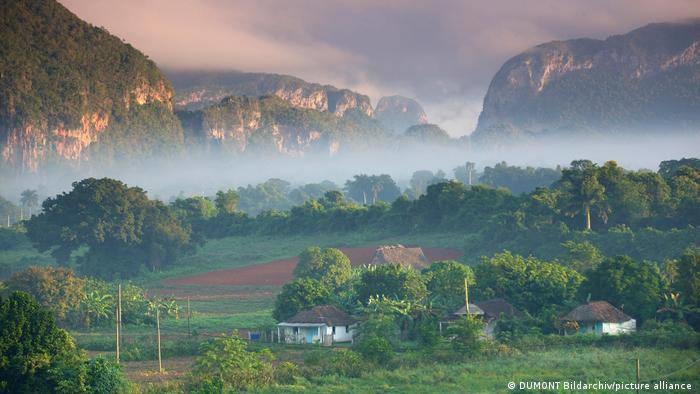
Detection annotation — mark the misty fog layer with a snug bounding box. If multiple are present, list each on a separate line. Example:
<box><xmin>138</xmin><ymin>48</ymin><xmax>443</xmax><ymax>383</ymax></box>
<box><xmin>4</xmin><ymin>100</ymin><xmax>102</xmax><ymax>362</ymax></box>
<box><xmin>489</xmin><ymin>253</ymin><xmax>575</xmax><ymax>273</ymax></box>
<box><xmin>3</xmin><ymin>133</ymin><xmax>699</xmax><ymax>203</ymax></box>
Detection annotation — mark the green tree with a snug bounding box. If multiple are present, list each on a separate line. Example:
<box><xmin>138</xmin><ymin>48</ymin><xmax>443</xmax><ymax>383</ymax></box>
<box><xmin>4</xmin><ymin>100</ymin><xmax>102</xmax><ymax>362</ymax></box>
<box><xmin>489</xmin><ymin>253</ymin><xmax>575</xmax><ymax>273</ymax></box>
<box><xmin>0</xmin><ymin>292</ymin><xmax>80</xmax><ymax>393</ymax></box>
<box><xmin>557</xmin><ymin>160</ymin><xmax>610</xmax><ymax>230</ymax></box>
<box><xmin>293</xmin><ymin>247</ymin><xmax>352</xmax><ymax>289</ymax></box>
<box><xmin>236</xmin><ymin>179</ymin><xmax>291</xmax><ymax>216</ymax></box>
<box><xmin>84</xmin><ymin>357</ymin><xmax>129</xmax><ymax>394</ymax></box>
<box><xmin>19</xmin><ymin>190</ymin><xmax>39</xmax><ymax>217</ymax></box>
<box><xmin>409</xmin><ymin>170</ymin><xmax>446</xmax><ymax>197</ymax></box>
<box><xmin>171</xmin><ymin>196</ymin><xmax>217</xmax><ymax>222</ymax></box>
<box><xmin>474</xmin><ymin>251</ymin><xmax>584</xmax><ymax>314</ymax></box>
<box><xmin>345</xmin><ymin>174</ymin><xmax>401</xmax><ymax>204</ymax></box>
<box><xmin>671</xmin><ymin>249</ymin><xmax>700</xmax><ymax>307</ymax></box>
<box><xmin>187</xmin><ymin>334</ymin><xmax>274</xmax><ymax>392</ymax></box>
<box><xmin>561</xmin><ymin>240</ymin><xmax>604</xmax><ymax>273</ymax></box>
<box><xmin>214</xmin><ymin>189</ymin><xmax>239</xmax><ymax>214</ymax></box>
<box><xmin>422</xmin><ymin>260</ymin><xmax>475</xmax><ymax>310</ymax></box>
<box><xmin>582</xmin><ymin>255</ymin><xmax>665</xmax><ymax>321</ymax></box>
<box><xmin>273</xmin><ymin>278</ymin><xmax>331</xmax><ymax>321</ymax></box>
<box><xmin>4</xmin><ymin>267</ymin><xmax>84</xmax><ymax>324</ymax></box>
<box><xmin>354</xmin><ymin>312</ymin><xmax>398</xmax><ymax>364</ymax></box>
<box><xmin>25</xmin><ymin>178</ymin><xmax>195</xmax><ymax>278</ymax></box>
<box><xmin>447</xmin><ymin>315</ymin><xmax>486</xmax><ymax>357</ymax></box>
<box><xmin>659</xmin><ymin>158</ymin><xmax>700</xmax><ymax>179</ymax></box>
<box><xmin>356</xmin><ymin>264</ymin><xmax>427</xmax><ymax>304</ymax></box>
<box><xmin>170</xmin><ymin>196</ymin><xmax>216</xmax><ymax>241</ymax></box>
<box><xmin>480</xmin><ymin>161</ymin><xmax>560</xmax><ymax>195</ymax></box>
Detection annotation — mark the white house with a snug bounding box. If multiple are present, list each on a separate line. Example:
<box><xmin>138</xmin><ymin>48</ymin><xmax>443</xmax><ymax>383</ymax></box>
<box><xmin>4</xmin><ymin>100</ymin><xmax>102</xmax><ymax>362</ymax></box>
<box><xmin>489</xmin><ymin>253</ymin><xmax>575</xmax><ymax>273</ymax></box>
<box><xmin>277</xmin><ymin>305</ymin><xmax>356</xmax><ymax>345</ymax></box>
<box><xmin>560</xmin><ymin>301</ymin><xmax>636</xmax><ymax>335</ymax></box>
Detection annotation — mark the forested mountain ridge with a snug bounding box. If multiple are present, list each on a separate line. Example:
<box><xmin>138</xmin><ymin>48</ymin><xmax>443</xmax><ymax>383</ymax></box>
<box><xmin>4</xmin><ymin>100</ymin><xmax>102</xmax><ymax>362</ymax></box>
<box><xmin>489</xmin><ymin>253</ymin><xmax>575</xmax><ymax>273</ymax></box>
<box><xmin>167</xmin><ymin>70</ymin><xmax>375</xmax><ymax>117</ymax></box>
<box><xmin>473</xmin><ymin>20</ymin><xmax>700</xmax><ymax>145</ymax></box>
<box><xmin>0</xmin><ymin>0</ymin><xmax>184</xmax><ymax>173</ymax></box>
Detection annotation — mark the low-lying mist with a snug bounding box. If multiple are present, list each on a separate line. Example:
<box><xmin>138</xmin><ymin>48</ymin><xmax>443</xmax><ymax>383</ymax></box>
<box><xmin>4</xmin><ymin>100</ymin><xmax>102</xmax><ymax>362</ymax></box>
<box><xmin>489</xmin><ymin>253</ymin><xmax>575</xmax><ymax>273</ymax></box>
<box><xmin>2</xmin><ymin>132</ymin><xmax>699</xmax><ymax>204</ymax></box>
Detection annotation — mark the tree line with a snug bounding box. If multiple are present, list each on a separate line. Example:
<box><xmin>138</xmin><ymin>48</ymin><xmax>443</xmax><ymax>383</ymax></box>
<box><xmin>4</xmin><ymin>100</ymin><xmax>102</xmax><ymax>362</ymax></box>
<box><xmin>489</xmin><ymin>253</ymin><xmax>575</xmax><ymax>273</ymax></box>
<box><xmin>1</xmin><ymin>158</ymin><xmax>697</xmax><ymax>279</ymax></box>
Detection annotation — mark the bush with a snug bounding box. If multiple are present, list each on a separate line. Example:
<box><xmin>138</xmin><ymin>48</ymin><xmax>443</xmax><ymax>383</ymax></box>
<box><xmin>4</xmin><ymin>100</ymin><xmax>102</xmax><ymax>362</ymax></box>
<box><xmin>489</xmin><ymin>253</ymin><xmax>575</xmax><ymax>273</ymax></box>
<box><xmin>326</xmin><ymin>350</ymin><xmax>364</xmax><ymax>378</ymax></box>
<box><xmin>415</xmin><ymin>318</ymin><xmax>440</xmax><ymax>348</ymax></box>
<box><xmin>85</xmin><ymin>357</ymin><xmax>130</xmax><ymax>394</ymax></box>
<box><xmin>447</xmin><ymin>316</ymin><xmax>486</xmax><ymax>357</ymax></box>
<box><xmin>187</xmin><ymin>334</ymin><xmax>274</xmax><ymax>392</ymax></box>
<box><xmin>355</xmin><ymin>335</ymin><xmax>394</xmax><ymax>364</ymax></box>
<box><xmin>274</xmin><ymin>361</ymin><xmax>300</xmax><ymax>385</ymax></box>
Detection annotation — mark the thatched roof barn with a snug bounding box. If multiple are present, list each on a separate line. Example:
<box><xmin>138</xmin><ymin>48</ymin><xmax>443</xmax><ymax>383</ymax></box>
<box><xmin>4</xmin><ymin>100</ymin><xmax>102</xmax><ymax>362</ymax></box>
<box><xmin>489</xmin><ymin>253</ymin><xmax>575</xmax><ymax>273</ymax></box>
<box><xmin>560</xmin><ymin>301</ymin><xmax>636</xmax><ymax>335</ymax></box>
<box><xmin>370</xmin><ymin>244</ymin><xmax>430</xmax><ymax>269</ymax></box>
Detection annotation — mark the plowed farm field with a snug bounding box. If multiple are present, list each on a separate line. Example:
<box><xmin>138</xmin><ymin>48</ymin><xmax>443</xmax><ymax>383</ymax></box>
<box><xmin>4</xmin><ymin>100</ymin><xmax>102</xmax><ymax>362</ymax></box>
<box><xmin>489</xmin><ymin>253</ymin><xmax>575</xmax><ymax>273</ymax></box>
<box><xmin>164</xmin><ymin>247</ymin><xmax>461</xmax><ymax>286</ymax></box>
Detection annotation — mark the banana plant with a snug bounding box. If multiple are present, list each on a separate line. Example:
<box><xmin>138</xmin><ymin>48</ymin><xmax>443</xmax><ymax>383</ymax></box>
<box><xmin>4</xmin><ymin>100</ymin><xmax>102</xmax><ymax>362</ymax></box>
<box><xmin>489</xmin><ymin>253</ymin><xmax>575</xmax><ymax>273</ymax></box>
<box><xmin>81</xmin><ymin>291</ymin><xmax>113</xmax><ymax>329</ymax></box>
<box><xmin>657</xmin><ymin>292</ymin><xmax>699</xmax><ymax>323</ymax></box>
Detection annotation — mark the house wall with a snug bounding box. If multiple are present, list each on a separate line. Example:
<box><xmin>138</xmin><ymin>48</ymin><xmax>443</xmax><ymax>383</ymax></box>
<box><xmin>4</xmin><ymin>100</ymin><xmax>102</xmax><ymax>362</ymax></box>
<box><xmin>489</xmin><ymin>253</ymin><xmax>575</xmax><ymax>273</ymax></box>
<box><xmin>321</xmin><ymin>325</ymin><xmax>355</xmax><ymax>342</ymax></box>
<box><xmin>282</xmin><ymin>325</ymin><xmax>325</xmax><ymax>344</ymax></box>
<box><xmin>602</xmin><ymin>319</ymin><xmax>636</xmax><ymax>335</ymax></box>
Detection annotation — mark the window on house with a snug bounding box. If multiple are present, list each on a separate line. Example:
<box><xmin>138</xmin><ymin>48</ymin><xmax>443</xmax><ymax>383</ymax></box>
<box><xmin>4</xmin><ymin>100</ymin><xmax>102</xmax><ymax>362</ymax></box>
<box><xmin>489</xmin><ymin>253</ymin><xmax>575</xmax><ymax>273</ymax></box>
<box><xmin>345</xmin><ymin>325</ymin><xmax>349</xmax><ymax>331</ymax></box>
<box><xmin>332</xmin><ymin>326</ymin><xmax>336</xmax><ymax>334</ymax></box>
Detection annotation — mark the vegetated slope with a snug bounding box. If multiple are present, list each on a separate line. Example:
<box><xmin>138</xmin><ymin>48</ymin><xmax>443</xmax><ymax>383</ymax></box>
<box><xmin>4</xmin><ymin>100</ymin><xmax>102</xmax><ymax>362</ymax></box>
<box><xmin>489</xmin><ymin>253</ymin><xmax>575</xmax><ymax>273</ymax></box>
<box><xmin>167</xmin><ymin>70</ymin><xmax>374</xmax><ymax>117</ymax></box>
<box><xmin>0</xmin><ymin>0</ymin><xmax>183</xmax><ymax>172</ymax></box>
<box><xmin>170</xmin><ymin>70</ymin><xmax>447</xmax><ymax>155</ymax></box>
<box><xmin>177</xmin><ymin>95</ymin><xmax>390</xmax><ymax>156</ymax></box>
<box><xmin>473</xmin><ymin>20</ymin><xmax>700</xmax><ymax>145</ymax></box>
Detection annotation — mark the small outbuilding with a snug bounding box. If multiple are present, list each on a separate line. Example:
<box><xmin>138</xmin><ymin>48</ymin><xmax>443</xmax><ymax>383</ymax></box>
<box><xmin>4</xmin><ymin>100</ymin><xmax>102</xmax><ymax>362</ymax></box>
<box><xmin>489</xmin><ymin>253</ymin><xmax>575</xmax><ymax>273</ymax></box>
<box><xmin>439</xmin><ymin>303</ymin><xmax>484</xmax><ymax>334</ymax></box>
<box><xmin>560</xmin><ymin>301</ymin><xmax>636</xmax><ymax>335</ymax></box>
<box><xmin>277</xmin><ymin>305</ymin><xmax>356</xmax><ymax>345</ymax></box>
<box><xmin>444</xmin><ymin>298</ymin><xmax>521</xmax><ymax>336</ymax></box>
<box><xmin>475</xmin><ymin>298</ymin><xmax>522</xmax><ymax>336</ymax></box>
<box><xmin>370</xmin><ymin>245</ymin><xmax>430</xmax><ymax>270</ymax></box>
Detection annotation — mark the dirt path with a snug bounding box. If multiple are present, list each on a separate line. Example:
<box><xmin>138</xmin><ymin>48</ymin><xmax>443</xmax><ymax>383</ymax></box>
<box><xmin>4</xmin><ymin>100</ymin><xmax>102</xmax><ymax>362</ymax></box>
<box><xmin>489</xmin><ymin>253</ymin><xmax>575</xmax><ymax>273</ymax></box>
<box><xmin>164</xmin><ymin>246</ymin><xmax>461</xmax><ymax>286</ymax></box>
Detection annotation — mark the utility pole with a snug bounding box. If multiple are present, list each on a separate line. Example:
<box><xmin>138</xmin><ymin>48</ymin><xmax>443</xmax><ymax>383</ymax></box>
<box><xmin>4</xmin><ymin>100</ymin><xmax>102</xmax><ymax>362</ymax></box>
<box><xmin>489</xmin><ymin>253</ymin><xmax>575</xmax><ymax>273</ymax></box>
<box><xmin>156</xmin><ymin>308</ymin><xmax>163</xmax><ymax>373</ymax></box>
<box><xmin>636</xmin><ymin>358</ymin><xmax>640</xmax><ymax>394</ymax></box>
<box><xmin>115</xmin><ymin>305</ymin><xmax>120</xmax><ymax>364</ymax></box>
<box><xmin>187</xmin><ymin>297</ymin><xmax>191</xmax><ymax>337</ymax></box>
<box><xmin>118</xmin><ymin>284</ymin><xmax>123</xmax><ymax>333</ymax></box>
<box><xmin>20</xmin><ymin>207</ymin><xmax>23</xmax><ymax>221</ymax></box>
<box><xmin>6</xmin><ymin>215</ymin><xmax>9</xmax><ymax>227</ymax></box>
<box><xmin>464</xmin><ymin>277</ymin><xmax>470</xmax><ymax>315</ymax></box>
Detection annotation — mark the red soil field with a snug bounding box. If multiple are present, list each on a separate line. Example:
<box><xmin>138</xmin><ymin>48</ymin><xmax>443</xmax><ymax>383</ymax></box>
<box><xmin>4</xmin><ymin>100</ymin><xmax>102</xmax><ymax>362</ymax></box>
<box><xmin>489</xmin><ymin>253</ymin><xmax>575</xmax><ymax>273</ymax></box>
<box><xmin>164</xmin><ymin>246</ymin><xmax>462</xmax><ymax>286</ymax></box>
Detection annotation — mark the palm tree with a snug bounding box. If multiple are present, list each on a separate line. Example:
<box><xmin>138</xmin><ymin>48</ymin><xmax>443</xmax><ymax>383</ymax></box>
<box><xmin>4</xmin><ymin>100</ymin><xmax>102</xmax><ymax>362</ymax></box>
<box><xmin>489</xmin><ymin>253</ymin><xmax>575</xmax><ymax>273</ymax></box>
<box><xmin>19</xmin><ymin>189</ymin><xmax>39</xmax><ymax>218</ymax></box>
<box><xmin>559</xmin><ymin>161</ymin><xmax>610</xmax><ymax>230</ymax></box>
<box><xmin>465</xmin><ymin>162</ymin><xmax>476</xmax><ymax>186</ymax></box>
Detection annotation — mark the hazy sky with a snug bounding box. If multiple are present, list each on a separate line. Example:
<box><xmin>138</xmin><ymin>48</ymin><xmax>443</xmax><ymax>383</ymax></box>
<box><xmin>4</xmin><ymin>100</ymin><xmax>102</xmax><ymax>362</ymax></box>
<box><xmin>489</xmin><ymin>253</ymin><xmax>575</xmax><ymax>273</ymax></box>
<box><xmin>61</xmin><ymin>0</ymin><xmax>700</xmax><ymax>136</ymax></box>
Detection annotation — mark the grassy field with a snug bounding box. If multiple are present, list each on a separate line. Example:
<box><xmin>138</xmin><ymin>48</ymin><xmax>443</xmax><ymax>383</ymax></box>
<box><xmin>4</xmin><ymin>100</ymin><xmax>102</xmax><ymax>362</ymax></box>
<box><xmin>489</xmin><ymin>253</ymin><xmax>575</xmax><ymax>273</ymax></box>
<box><xmin>105</xmin><ymin>345</ymin><xmax>700</xmax><ymax>393</ymax></box>
<box><xmin>261</xmin><ymin>347</ymin><xmax>700</xmax><ymax>394</ymax></box>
